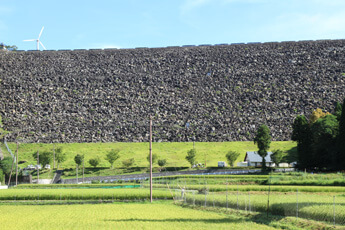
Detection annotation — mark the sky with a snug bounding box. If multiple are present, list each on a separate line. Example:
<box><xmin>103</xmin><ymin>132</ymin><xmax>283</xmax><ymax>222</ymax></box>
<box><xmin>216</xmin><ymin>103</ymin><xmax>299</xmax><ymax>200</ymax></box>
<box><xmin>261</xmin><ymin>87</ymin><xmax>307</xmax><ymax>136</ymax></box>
<box><xmin>1</xmin><ymin>0</ymin><xmax>345</xmax><ymax>50</ymax></box>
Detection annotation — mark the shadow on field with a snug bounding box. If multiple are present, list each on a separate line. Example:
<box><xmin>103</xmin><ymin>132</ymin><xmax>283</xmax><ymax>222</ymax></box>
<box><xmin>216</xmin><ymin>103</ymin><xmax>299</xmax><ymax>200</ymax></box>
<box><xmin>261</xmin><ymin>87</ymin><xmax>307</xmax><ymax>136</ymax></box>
<box><xmin>285</xmin><ymin>146</ymin><xmax>298</xmax><ymax>162</ymax></box>
<box><xmin>104</xmin><ymin>217</ymin><xmax>242</xmax><ymax>224</ymax></box>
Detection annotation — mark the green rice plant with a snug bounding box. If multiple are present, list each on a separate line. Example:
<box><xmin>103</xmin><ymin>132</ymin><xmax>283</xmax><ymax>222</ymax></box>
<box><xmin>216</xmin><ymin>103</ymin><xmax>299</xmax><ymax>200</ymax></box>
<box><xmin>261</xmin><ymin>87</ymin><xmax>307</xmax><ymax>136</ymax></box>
<box><xmin>0</xmin><ymin>202</ymin><xmax>278</xmax><ymax>230</ymax></box>
<box><xmin>185</xmin><ymin>191</ymin><xmax>345</xmax><ymax>225</ymax></box>
<box><xmin>0</xmin><ymin>188</ymin><xmax>172</xmax><ymax>201</ymax></box>
<box><xmin>14</xmin><ymin>183</ymin><xmax>139</xmax><ymax>189</ymax></box>
<box><xmin>146</xmin><ymin>183</ymin><xmax>345</xmax><ymax>193</ymax></box>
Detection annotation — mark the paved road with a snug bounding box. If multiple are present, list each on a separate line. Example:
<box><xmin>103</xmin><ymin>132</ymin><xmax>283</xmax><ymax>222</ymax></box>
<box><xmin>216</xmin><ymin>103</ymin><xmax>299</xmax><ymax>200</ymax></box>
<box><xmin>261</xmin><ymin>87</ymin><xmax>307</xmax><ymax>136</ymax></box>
<box><xmin>60</xmin><ymin>168</ymin><xmax>295</xmax><ymax>184</ymax></box>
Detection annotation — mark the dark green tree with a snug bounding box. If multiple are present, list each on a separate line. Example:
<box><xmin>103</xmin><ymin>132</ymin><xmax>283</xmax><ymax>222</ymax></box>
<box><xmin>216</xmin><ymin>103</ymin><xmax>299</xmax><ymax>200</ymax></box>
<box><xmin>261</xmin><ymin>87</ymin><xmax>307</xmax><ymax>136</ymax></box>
<box><xmin>334</xmin><ymin>102</ymin><xmax>342</xmax><ymax>121</ymax></box>
<box><xmin>0</xmin><ymin>169</ymin><xmax>4</xmax><ymax>184</ymax></box>
<box><xmin>337</xmin><ymin>97</ymin><xmax>345</xmax><ymax>169</ymax></box>
<box><xmin>0</xmin><ymin>156</ymin><xmax>13</xmax><ymax>176</ymax></box>
<box><xmin>311</xmin><ymin>114</ymin><xmax>338</xmax><ymax>169</ymax></box>
<box><xmin>74</xmin><ymin>154</ymin><xmax>83</xmax><ymax>166</ymax></box>
<box><xmin>225</xmin><ymin>151</ymin><xmax>240</xmax><ymax>167</ymax></box>
<box><xmin>32</xmin><ymin>151</ymin><xmax>52</xmax><ymax>167</ymax></box>
<box><xmin>271</xmin><ymin>149</ymin><xmax>284</xmax><ymax>167</ymax></box>
<box><xmin>74</xmin><ymin>154</ymin><xmax>84</xmax><ymax>182</ymax></box>
<box><xmin>89</xmin><ymin>157</ymin><xmax>100</xmax><ymax>168</ymax></box>
<box><xmin>105</xmin><ymin>149</ymin><xmax>120</xmax><ymax>169</ymax></box>
<box><xmin>185</xmin><ymin>149</ymin><xmax>196</xmax><ymax>167</ymax></box>
<box><xmin>254</xmin><ymin>124</ymin><xmax>271</xmax><ymax>171</ymax></box>
<box><xmin>158</xmin><ymin>159</ymin><xmax>167</xmax><ymax>167</ymax></box>
<box><xmin>292</xmin><ymin>115</ymin><xmax>312</xmax><ymax>169</ymax></box>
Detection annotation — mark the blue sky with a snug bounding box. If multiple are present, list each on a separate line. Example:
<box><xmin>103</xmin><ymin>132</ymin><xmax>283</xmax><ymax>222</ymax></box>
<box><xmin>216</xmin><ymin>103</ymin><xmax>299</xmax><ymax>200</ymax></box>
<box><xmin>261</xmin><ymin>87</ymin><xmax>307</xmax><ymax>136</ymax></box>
<box><xmin>1</xmin><ymin>0</ymin><xmax>345</xmax><ymax>50</ymax></box>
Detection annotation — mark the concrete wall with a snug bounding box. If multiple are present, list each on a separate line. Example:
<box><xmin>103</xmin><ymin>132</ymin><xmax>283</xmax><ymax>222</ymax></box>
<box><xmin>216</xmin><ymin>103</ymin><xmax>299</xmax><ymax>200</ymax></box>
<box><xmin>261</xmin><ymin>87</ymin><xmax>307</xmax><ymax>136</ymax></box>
<box><xmin>1</xmin><ymin>40</ymin><xmax>345</xmax><ymax>143</ymax></box>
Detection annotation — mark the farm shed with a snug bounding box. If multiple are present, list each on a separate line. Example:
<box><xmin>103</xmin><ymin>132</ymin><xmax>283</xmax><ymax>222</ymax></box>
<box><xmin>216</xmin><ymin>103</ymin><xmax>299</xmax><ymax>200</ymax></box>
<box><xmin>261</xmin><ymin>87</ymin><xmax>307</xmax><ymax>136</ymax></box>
<box><xmin>244</xmin><ymin>151</ymin><xmax>274</xmax><ymax>167</ymax></box>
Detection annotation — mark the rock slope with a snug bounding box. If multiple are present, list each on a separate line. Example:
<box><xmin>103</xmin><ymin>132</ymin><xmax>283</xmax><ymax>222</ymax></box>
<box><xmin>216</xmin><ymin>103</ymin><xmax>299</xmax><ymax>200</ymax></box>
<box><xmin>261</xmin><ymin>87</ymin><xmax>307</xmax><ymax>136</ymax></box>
<box><xmin>0</xmin><ymin>40</ymin><xmax>345</xmax><ymax>143</ymax></box>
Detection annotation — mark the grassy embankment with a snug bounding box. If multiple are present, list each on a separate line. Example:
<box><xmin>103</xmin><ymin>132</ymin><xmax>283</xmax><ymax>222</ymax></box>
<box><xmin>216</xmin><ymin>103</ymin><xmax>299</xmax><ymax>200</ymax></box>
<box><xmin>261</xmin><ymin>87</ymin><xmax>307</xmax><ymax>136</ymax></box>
<box><xmin>2</xmin><ymin>141</ymin><xmax>296</xmax><ymax>168</ymax></box>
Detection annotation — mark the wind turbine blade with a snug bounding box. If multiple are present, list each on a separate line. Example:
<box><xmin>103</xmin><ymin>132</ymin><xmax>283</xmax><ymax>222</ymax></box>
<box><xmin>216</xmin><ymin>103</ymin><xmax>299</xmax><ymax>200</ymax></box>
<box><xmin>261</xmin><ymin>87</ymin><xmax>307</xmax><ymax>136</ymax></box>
<box><xmin>38</xmin><ymin>26</ymin><xmax>44</xmax><ymax>38</ymax></box>
<box><xmin>39</xmin><ymin>41</ymin><xmax>46</xmax><ymax>50</ymax></box>
<box><xmin>23</xmin><ymin>39</ymin><xmax>36</xmax><ymax>42</ymax></box>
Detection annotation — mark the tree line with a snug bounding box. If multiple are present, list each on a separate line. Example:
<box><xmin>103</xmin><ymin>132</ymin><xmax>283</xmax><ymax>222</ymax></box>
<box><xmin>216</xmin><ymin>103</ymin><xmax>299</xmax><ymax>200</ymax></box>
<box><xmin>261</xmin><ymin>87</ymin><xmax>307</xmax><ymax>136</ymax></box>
<box><xmin>292</xmin><ymin>98</ymin><xmax>345</xmax><ymax>170</ymax></box>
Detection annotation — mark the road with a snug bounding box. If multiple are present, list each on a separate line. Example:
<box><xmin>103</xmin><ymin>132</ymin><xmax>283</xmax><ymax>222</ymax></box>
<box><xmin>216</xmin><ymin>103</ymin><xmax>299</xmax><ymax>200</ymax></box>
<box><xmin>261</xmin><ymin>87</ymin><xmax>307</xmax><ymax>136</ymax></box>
<box><xmin>60</xmin><ymin>168</ymin><xmax>294</xmax><ymax>184</ymax></box>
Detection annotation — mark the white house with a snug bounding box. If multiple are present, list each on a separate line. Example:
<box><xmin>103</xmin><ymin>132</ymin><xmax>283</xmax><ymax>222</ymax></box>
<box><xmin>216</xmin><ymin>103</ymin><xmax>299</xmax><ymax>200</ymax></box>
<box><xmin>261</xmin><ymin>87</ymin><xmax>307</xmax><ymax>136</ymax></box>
<box><xmin>244</xmin><ymin>151</ymin><xmax>275</xmax><ymax>167</ymax></box>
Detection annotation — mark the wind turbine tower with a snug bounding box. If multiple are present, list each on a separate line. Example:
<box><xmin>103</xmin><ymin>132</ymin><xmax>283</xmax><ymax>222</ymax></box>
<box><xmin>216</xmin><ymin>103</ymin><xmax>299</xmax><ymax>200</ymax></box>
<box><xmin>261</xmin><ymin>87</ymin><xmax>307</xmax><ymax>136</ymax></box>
<box><xmin>23</xmin><ymin>27</ymin><xmax>46</xmax><ymax>50</ymax></box>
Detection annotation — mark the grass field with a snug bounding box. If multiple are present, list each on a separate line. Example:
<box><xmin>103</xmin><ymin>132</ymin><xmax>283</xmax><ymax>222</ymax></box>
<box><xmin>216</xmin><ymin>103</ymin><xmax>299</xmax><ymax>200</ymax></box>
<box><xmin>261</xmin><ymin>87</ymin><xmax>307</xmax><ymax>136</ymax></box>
<box><xmin>0</xmin><ymin>201</ymin><xmax>281</xmax><ymax>230</ymax></box>
<box><xmin>2</xmin><ymin>141</ymin><xmax>297</xmax><ymax>168</ymax></box>
<box><xmin>2</xmin><ymin>172</ymin><xmax>345</xmax><ymax>228</ymax></box>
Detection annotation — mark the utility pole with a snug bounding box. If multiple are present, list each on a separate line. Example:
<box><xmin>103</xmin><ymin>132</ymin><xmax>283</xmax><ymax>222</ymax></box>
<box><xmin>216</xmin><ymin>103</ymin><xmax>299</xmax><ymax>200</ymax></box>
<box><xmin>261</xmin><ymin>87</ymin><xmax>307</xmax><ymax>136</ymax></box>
<box><xmin>15</xmin><ymin>142</ymin><xmax>18</xmax><ymax>186</ymax></box>
<box><xmin>150</xmin><ymin>116</ymin><xmax>153</xmax><ymax>203</ymax></box>
<box><xmin>82</xmin><ymin>156</ymin><xmax>85</xmax><ymax>183</ymax></box>
<box><xmin>37</xmin><ymin>147</ymin><xmax>39</xmax><ymax>184</ymax></box>
<box><xmin>53</xmin><ymin>143</ymin><xmax>55</xmax><ymax>169</ymax></box>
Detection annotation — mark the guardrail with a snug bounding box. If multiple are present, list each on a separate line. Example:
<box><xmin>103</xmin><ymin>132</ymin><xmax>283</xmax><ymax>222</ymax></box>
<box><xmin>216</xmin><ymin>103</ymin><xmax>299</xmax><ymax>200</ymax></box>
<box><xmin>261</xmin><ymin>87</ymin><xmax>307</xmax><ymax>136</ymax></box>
<box><xmin>4</xmin><ymin>141</ymin><xmax>15</xmax><ymax>161</ymax></box>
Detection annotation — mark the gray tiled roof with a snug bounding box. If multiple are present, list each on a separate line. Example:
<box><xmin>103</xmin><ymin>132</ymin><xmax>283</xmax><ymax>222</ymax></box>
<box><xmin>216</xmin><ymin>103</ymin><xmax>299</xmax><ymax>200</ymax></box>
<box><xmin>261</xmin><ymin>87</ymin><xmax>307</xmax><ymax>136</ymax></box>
<box><xmin>245</xmin><ymin>151</ymin><xmax>273</xmax><ymax>163</ymax></box>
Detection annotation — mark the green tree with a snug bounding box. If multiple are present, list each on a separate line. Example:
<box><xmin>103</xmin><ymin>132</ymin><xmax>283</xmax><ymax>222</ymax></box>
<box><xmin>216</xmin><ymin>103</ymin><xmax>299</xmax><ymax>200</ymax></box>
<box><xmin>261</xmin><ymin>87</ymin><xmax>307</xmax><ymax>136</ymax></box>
<box><xmin>338</xmin><ymin>97</ymin><xmax>345</xmax><ymax>169</ymax></box>
<box><xmin>74</xmin><ymin>154</ymin><xmax>84</xmax><ymax>183</ymax></box>
<box><xmin>292</xmin><ymin>115</ymin><xmax>312</xmax><ymax>169</ymax></box>
<box><xmin>312</xmin><ymin>114</ymin><xmax>338</xmax><ymax>169</ymax></box>
<box><xmin>89</xmin><ymin>157</ymin><xmax>100</xmax><ymax>168</ymax></box>
<box><xmin>32</xmin><ymin>151</ymin><xmax>52</xmax><ymax>167</ymax></box>
<box><xmin>334</xmin><ymin>102</ymin><xmax>342</xmax><ymax>121</ymax></box>
<box><xmin>55</xmin><ymin>147</ymin><xmax>66</xmax><ymax>169</ymax></box>
<box><xmin>185</xmin><ymin>149</ymin><xmax>196</xmax><ymax>167</ymax></box>
<box><xmin>0</xmin><ymin>169</ymin><xmax>4</xmax><ymax>184</ymax></box>
<box><xmin>74</xmin><ymin>154</ymin><xmax>83</xmax><ymax>166</ymax></box>
<box><xmin>254</xmin><ymin>124</ymin><xmax>271</xmax><ymax>171</ymax></box>
<box><xmin>158</xmin><ymin>159</ymin><xmax>167</xmax><ymax>167</ymax></box>
<box><xmin>147</xmin><ymin>153</ymin><xmax>158</xmax><ymax>164</ymax></box>
<box><xmin>105</xmin><ymin>149</ymin><xmax>120</xmax><ymax>169</ymax></box>
<box><xmin>122</xmin><ymin>158</ymin><xmax>135</xmax><ymax>168</ymax></box>
<box><xmin>225</xmin><ymin>151</ymin><xmax>240</xmax><ymax>167</ymax></box>
<box><xmin>0</xmin><ymin>157</ymin><xmax>13</xmax><ymax>176</ymax></box>
<box><xmin>271</xmin><ymin>149</ymin><xmax>284</xmax><ymax>167</ymax></box>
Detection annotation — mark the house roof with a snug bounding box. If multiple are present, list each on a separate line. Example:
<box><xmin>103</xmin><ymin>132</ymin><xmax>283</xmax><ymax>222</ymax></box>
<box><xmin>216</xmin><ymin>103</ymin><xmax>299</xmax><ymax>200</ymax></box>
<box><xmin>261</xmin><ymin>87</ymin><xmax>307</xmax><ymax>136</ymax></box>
<box><xmin>245</xmin><ymin>151</ymin><xmax>273</xmax><ymax>163</ymax></box>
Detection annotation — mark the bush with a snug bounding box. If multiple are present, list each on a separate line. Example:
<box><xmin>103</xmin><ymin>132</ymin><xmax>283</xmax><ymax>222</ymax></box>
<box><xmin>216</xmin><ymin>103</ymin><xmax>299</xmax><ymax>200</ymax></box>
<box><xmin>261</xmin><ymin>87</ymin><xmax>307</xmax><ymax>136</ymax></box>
<box><xmin>122</xmin><ymin>158</ymin><xmax>135</xmax><ymax>168</ymax></box>
<box><xmin>89</xmin><ymin>157</ymin><xmax>100</xmax><ymax>168</ymax></box>
<box><xmin>158</xmin><ymin>159</ymin><xmax>167</xmax><ymax>167</ymax></box>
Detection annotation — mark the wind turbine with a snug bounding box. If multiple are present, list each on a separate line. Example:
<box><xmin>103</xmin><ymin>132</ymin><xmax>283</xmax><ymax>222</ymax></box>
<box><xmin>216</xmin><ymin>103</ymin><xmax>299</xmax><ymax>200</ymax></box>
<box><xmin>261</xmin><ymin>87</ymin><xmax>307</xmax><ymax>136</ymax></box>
<box><xmin>23</xmin><ymin>27</ymin><xmax>46</xmax><ymax>50</ymax></box>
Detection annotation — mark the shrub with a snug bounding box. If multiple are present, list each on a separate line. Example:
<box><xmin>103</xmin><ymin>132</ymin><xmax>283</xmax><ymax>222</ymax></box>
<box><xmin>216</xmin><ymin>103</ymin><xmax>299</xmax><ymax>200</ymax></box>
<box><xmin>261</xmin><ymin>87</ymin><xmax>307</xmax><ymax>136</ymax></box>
<box><xmin>89</xmin><ymin>157</ymin><xmax>100</xmax><ymax>168</ymax></box>
<box><xmin>158</xmin><ymin>159</ymin><xmax>167</xmax><ymax>167</ymax></box>
<box><xmin>122</xmin><ymin>158</ymin><xmax>135</xmax><ymax>168</ymax></box>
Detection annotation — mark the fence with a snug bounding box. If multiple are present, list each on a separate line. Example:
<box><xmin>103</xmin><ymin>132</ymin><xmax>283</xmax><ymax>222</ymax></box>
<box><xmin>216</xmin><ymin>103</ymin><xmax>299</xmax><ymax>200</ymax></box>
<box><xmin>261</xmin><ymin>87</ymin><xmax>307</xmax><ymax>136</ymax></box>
<box><xmin>142</xmin><ymin>175</ymin><xmax>345</xmax><ymax>227</ymax></box>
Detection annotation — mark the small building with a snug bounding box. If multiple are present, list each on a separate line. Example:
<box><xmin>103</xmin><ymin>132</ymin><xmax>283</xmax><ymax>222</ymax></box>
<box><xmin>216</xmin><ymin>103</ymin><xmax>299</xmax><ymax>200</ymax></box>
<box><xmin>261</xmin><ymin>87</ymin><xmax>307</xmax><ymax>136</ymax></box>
<box><xmin>244</xmin><ymin>151</ymin><xmax>275</xmax><ymax>167</ymax></box>
<box><xmin>218</xmin><ymin>161</ymin><xmax>226</xmax><ymax>167</ymax></box>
